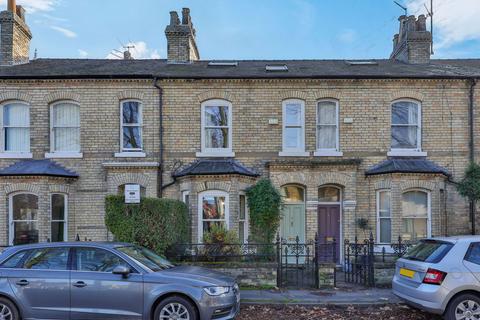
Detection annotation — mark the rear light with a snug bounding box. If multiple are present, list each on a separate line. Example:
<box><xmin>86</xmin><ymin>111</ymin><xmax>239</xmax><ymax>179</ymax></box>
<box><xmin>423</xmin><ymin>268</ymin><xmax>447</xmax><ymax>285</ymax></box>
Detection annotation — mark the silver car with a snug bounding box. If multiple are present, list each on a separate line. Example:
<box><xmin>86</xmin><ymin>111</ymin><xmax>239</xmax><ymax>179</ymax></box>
<box><xmin>0</xmin><ymin>242</ymin><xmax>240</xmax><ymax>320</ymax></box>
<box><xmin>393</xmin><ymin>236</ymin><xmax>480</xmax><ymax>320</ymax></box>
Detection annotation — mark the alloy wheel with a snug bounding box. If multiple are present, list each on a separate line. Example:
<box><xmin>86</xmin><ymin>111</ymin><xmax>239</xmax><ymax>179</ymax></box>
<box><xmin>159</xmin><ymin>302</ymin><xmax>190</xmax><ymax>320</ymax></box>
<box><xmin>0</xmin><ymin>303</ymin><xmax>12</xmax><ymax>320</ymax></box>
<box><xmin>456</xmin><ymin>300</ymin><xmax>480</xmax><ymax>320</ymax></box>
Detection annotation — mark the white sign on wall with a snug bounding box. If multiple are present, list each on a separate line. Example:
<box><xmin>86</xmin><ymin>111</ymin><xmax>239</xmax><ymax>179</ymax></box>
<box><xmin>125</xmin><ymin>184</ymin><xmax>141</xmax><ymax>204</ymax></box>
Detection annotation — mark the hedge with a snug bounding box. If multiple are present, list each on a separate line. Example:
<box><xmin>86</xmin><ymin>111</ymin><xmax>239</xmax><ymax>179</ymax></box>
<box><xmin>105</xmin><ymin>195</ymin><xmax>189</xmax><ymax>254</ymax></box>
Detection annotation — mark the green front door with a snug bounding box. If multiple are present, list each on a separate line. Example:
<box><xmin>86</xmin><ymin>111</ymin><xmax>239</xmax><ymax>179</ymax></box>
<box><xmin>280</xmin><ymin>204</ymin><xmax>306</xmax><ymax>243</ymax></box>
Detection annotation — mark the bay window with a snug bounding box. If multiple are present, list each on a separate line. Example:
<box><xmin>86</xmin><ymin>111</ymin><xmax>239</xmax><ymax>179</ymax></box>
<box><xmin>376</xmin><ymin>190</ymin><xmax>391</xmax><ymax>244</ymax></box>
<box><xmin>280</xmin><ymin>99</ymin><xmax>307</xmax><ymax>156</ymax></box>
<box><xmin>198</xmin><ymin>191</ymin><xmax>229</xmax><ymax>242</ymax></box>
<box><xmin>9</xmin><ymin>193</ymin><xmax>38</xmax><ymax>245</ymax></box>
<box><xmin>199</xmin><ymin>99</ymin><xmax>233</xmax><ymax>157</ymax></box>
<box><xmin>402</xmin><ymin>190</ymin><xmax>430</xmax><ymax>241</ymax></box>
<box><xmin>315</xmin><ymin>100</ymin><xmax>341</xmax><ymax>156</ymax></box>
<box><xmin>239</xmin><ymin>194</ymin><xmax>249</xmax><ymax>244</ymax></box>
<box><xmin>51</xmin><ymin>194</ymin><xmax>67</xmax><ymax>242</ymax></box>
<box><xmin>1</xmin><ymin>102</ymin><xmax>30</xmax><ymax>157</ymax></box>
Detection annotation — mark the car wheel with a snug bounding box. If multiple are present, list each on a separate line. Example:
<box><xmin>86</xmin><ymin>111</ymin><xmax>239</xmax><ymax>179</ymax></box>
<box><xmin>154</xmin><ymin>295</ymin><xmax>197</xmax><ymax>320</ymax></box>
<box><xmin>445</xmin><ymin>293</ymin><xmax>480</xmax><ymax>320</ymax></box>
<box><xmin>0</xmin><ymin>297</ymin><xmax>19</xmax><ymax>320</ymax></box>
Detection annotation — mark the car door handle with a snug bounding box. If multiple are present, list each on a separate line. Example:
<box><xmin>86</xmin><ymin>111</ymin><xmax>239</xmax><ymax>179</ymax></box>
<box><xmin>15</xmin><ymin>280</ymin><xmax>29</xmax><ymax>286</ymax></box>
<box><xmin>73</xmin><ymin>281</ymin><xmax>87</xmax><ymax>288</ymax></box>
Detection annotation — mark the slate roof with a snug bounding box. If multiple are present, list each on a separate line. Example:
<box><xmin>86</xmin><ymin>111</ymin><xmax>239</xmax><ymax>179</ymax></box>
<box><xmin>0</xmin><ymin>159</ymin><xmax>79</xmax><ymax>178</ymax></box>
<box><xmin>173</xmin><ymin>159</ymin><xmax>259</xmax><ymax>177</ymax></box>
<box><xmin>0</xmin><ymin>58</ymin><xmax>480</xmax><ymax>80</ymax></box>
<box><xmin>365</xmin><ymin>158</ymin><xmax>450</xmax><ymax>177</ymax></box>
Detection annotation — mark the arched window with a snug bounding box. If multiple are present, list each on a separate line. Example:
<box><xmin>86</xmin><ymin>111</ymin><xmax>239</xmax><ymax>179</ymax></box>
<box><xmin>281</xmin><ymin>185</ymin><xmax>305</xmax><ymax>203</ymax></box>
<box><xmin>391</xmin><ymin>100</ymin><xmax>421</xmax><ymax>151</ymax></box>
<box><xmin>50</xmin><ymin>101</ymin><xmax>80</xmax><ymax>153</ymax></box>
<box><xmin>316</xmin><ymin>100</ymin><xmax>340</xmax><ymax>154</ymax></box>
<box><xmin>402</xmin><ymin>190</ymin><xmax>430</xmax><ymax>241</ymax></box>
<box><xmin>9</xmin><ymin>193</ymin><xmax>38</xmax><ymax>245</ymax></box>
<box><xmin>318</xmin><ymin>186</ymin><xmax>341</xmax><ymax>203</ymax></box>
<box><xmin>198</xmin><ymin>191</ymin><xmax>229</xmax><ymax>242</ymax></box>
<box><xmin>281</xmin><ymin>99</ymin><xmax>307</xmax><ymax>156</ymax></box>
<box><xmin>376</xmin><ymin>190</ymin><xmax>391</xmax><ymax>244</ymax></box>
<box><xmin>120</xmin><ymin>100</ymin><xmax>143</xmax><ymax>152</ymax></box>
<box><xmin>200</xmin><ymin>99</ymin><xmax>233</xmax><ymax>156</ymax></box>
<box><xmin>1</xmin><ymin>102</ymin><xmax>30</xmax><ymax>154</ymax></box>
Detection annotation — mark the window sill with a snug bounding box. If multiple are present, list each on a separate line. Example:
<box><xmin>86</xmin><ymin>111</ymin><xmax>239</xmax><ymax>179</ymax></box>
<box><xmin>278</xmin><ymin>151</ymin><xmax>310</xmax><ymax>157</ymax></box>
<box><xmin>0</xmin><ymin>152</ymin><xmax>33</xmax><ymax>159</ymax></box>
<box><xmin>114</xmin><ymin>152</ymin><xmax>146</xmax><ymax>158</ymax></box>
<box><xmin>387</xmin><ymin>150</ymin><xmax>427</xmax><ymax>157</ymax></box>
<box><xmin>45</xmin><ymin>152</ymin><xmax>83</xmax><ymax>159</ymax></box>
<box><xmin>196</xmin><ymin>151</ymin><xmax>235</xmax><ymax>158</ymax></box>
<box><xmin>314</xmin><ymin>150</ymin><xmax>343</xmax><ymax>157</ymax></box>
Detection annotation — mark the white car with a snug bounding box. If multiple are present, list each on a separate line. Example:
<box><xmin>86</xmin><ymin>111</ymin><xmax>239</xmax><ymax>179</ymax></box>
<box><xmin>393</xmin><ymin>236</ymin><xmax>480</xmax><ymax>320</ymax></box>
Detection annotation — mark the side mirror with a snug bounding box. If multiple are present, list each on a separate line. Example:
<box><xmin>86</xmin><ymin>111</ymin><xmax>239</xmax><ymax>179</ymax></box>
<box><xmin>112</xmin><ymin>265</ymin><xmax>131</xmax><ymax>277</ymax></box>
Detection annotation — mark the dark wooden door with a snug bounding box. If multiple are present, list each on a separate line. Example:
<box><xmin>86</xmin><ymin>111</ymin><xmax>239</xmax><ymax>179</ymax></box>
<box><xmin>317</xmin><ymin>205</ymin><xmax>340</xmax><ymax>263</ymax></box>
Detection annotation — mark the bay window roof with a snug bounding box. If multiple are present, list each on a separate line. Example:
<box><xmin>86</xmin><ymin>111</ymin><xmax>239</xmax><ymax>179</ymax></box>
<box><xmin>0</xmin><ymin>159</ymin><xmax>78</xmax><ymax>178</ymax></box>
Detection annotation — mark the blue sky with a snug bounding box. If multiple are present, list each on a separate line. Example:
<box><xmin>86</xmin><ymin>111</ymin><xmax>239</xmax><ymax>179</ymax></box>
<box><xmin>4</xmin><ymin>0</ymin><xmax>480</xmax><ymax>60</ymax></box>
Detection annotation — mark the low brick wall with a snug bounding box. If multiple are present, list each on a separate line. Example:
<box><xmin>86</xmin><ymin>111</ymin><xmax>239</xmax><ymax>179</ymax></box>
<box><xmin>374</xmin><ymin>261</ymin><xmax>396</xmax><ymax>287</ymax></box>
<box><xmin>318</xmin><ymin>263</ymin><xmax>336</xmax><ymax>288</ymax></box>
<box><xmin>182</xmin><ymin>262</ymin><xmax>277</xmax><ymax>287</ymax></box>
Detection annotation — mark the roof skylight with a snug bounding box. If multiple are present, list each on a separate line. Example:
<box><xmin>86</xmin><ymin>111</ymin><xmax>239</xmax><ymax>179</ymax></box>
<box><xmin>266</xmin><ymin>64</ymin><xmax>288</xmax><ymax>72</ymax></box>
<box><xmin>208</xmin><ymin>61</ymin><xmax>238</xmax><ymax>67</ymax></box>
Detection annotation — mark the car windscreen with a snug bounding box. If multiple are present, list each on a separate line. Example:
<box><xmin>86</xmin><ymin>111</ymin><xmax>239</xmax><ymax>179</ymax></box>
<box><xmin>403</xmin><ymin>240</ymin><xmax>453</xmax><ymax>263</ymax></box>
<box><xmin>116</xmin><ymin>246</ymin><xmax>175</xmax><ymax>272</ymax></box>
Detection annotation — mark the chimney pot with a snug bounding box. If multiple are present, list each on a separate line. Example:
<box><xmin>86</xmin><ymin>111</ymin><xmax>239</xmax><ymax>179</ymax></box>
<box><xmin>7</xmin><ymin>0</ymin><xmax>16</xmax><ymax>13</ymax></box>
<box><xmin>416</xmin><ymin>14</ymin><xmax>427</xmax><ymax>31</ymax></box>
<box><xmin>169</xmin><ymin>11</ymin><xmax>180</xmax><ymax>25</ymax></box>
<box><xmin>16</xmin><ymin>5</ymin><xmax>25</xmax><ymax>21</ymax></box>
<box><xmin>182</xmin><ymin>8</ymin><xmax>191</xmax><ymax>25</ymax></box>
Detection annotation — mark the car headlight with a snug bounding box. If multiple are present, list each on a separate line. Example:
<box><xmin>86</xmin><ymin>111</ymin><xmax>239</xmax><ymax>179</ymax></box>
<box><xmin>203</xmin><ymin>286</ymin><xmax>230</xmax><ymax>296</ymax></box>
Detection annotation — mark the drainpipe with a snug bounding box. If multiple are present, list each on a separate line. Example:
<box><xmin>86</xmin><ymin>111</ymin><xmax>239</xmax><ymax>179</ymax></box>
<box><xmin>468</xmin><ymin>78</ymin><xmax>477</xmax><ymax>235</ymax></box>
<box><xmin>153</xmin><ymin>77</ymin><xmax>164</xmax><ymax>198</ymax></box>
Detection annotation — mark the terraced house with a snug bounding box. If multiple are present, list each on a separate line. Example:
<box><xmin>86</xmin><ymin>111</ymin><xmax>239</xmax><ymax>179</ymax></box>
<box><xmin>0</xmin><ymin>1</ymin><xmax>479</xmax><ymax>259</ymax></box>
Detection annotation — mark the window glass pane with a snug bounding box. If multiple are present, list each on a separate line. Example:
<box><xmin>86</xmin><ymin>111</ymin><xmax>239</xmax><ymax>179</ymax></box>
<box><xmin>391</xmin><ymin>126</ymin><xmax>417</xmax><ymax>149</ymax></box>
<box><xmin>202</xmin><ymin>196</ymin><xmax>226</xmax><ymax>220</ymax></box>
<box><xmin>239</xmin><ymin>195</ymin><xmax>246</xmax><ymax>220</ymax></box>
<box><xmin>122</xmin><ymin>101</ymin><xmax>140</xmax><ymax>124</ymax></box>
<box><xmin>282</xmin><ymin>186</ymin><xmax>304</xmax><ymax>203</ymax></box>
<box><xmin>239</xmin><ymin>222</ymin><xmax>245</xmax><ymax>243</ymax></box>
<box><xmin>13</xmin><ymin>194</ymin><xmax>38</xmax><ymax>221</ymax></box>
<box><xmin>52</xmin><ymin>194</ymin><xmax>65</xmax><ymax>220</ymax></box>
<box><xmin>285</xmin><ymin>103</ymin><xmax>302</xmax><ymax>126</ymax></box>
<box><xmin>402</xmin><ymin>191</ymin><xmax>428</xmax><ymax>218</ymax></box>
<box><xmin>23</xmin><ymin>248</ymin><xmax>69</xmax><ymax>270</ymax></box>
<box><xmin>379</xmin><ymin>191</ymin><xmax>390</xmax><ymax>213</ymax></box>
<box><xmin>4</xmin><ymin>104</ymin><xmax>29</xmax><ymax>126</ymax></box>
<box><xmin>392</xmin><ymin>102</ymin><xmax>418</xmax><ymax>125</ymax></box>
<box><xmin>317</xmin><ymin>102</ymin><xmax>336</xmax><ymax>125</ymax></box>
<box><xmin>467</xmin><ymin>244</ymin><xmax>480</xmax><ymax>265</ymax></box>
<box><xmin>380</xmin><ymin>219</ymin><xmax>391</xmax><ymax>243</ymax></box>
<box><xmin>54</xmin><ymin>127</ymin><xmax>80</xmax><ymax>152</ymax></box>
<box><xmin>205</xmin><ymin>128</ymin><xmax>228</xmax><ymax>148</ymax></box>
<box><xmin>53</xmin><ymin>104</ymin><xmax>79</xmax><ymax>127</ymax></box>
<box><xmin>51</xmin><ymin>222</ymin><xmax>65</xmax><ymax>242</ymax></box>
<box><xmin>0</xmin><ymin>251</ymin><xmax>27</xmax><ymax>268</ymax></box>
<box><xmin>318</xmin><ymin>187</ymin><xmax>340</xmax><ymax>202</ymax></box>
<box><xmin>402</xmin><ymin>218</ymin><xmax>427</xmax><ymax>241</ymax></box>
<box><xmin>13</xmin><ymin>222</ymin><xmax>38</xmax><ymax>245</ymax></box>
<box><xmin>122</xmin><ymin>127</ymin><xmax>142</xmax><ymax>149</ymax></box>
<box><xmin>205</xmin><ymin>106</ymin><xmax>228</xmax><ymax>126</ymax></box>
<box><xmin>76</xmin><ymin>248</ymin><xmax>129</xmax><ymax>272</ymax></box>
<box><xmin>317</xmin><ymin>126</ymin><xmax>336</xmax><ymax>149</ymax></box>
<box><xmin>5</xmin><ymin>127</ymin><xmax>29</xmax><ymax>152</ymax></box>
<box><xmin>284</xmin><ymin>127</ymin><xmax>301</xmax><ymax>149</ymax></box>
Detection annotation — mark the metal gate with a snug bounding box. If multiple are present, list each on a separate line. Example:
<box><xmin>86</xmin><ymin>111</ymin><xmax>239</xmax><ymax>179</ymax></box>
<box><xmin>277</xmin><ymin>235</ymin><xmax>336</xmax><ymax>288</ymax></box>
<box><xmin>343</xmin><ymin>236</ymin><xmax>375</xmax><ymax>287</ymax></box>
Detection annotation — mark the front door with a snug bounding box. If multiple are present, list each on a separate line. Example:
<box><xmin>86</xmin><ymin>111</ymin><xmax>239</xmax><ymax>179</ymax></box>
<box><xmin>318</xmin><ymin>205</ymin><xmax>340</xmax><ymax>262</ymax></box>
<box><xmin>70</xmin><ymin>247</ymin><xmax>143</xmax><ymax>320</ymax></box>
<box><xmin>281</xmin><ymin>204</ymin><xmax>305</xmax><ymax>243</ymax></box>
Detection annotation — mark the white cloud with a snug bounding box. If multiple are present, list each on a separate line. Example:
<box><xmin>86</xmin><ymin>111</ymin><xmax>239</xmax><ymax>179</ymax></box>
<box><xmin>338</xmin><ymin>29</ymin><xmax>357</xmax><ymax>44</ymax></box>
<box><xmin>0</xmin><ymin>0</ymin><xmax>58</xmax><ymax>13</ymax></box>
<box><xmin>406</xmin><ymin>0</ymin><xmax>480</xmax><ymax>49</ymax></box>
<box><xmin>106</xmin><ymin>41</ymin><xmax>161</xmax><ymax>59</ymax></box>
<box><xmin>78</xmin><ymin>49</ymin><xmax>88</xmax><ymax>58</ymax></box>
<box><xmin>50</xmin><ymin>25</ymin><xmax>76</xmax><ymax>38</ymax></box>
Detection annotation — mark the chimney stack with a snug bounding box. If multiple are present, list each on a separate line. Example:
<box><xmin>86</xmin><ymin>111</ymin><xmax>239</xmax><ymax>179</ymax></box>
<box><xmin>390</xmin><ymin>14</ymin><xmax>432</xmax><ymax>64</ymax></box>
<box><xmin>0</xmin><ymin>0</ymin><xmax>32</xmax><ymax>65</ymax></box>
<box><xmin>165</xmin><ymin>8</ymin><xmax>200</xmax><ymax>63</ymax></box>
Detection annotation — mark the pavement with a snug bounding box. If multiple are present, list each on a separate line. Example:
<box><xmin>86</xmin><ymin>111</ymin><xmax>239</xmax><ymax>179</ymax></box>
<box><xmin>240</xmin><ymin>288</ymin><xmax>401</xmax><ymax>305</ymax></box>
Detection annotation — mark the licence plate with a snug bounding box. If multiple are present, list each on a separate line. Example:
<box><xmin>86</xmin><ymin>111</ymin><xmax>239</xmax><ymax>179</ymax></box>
<box><xmin>400</xmin><ymin>268</ymin><xmax>415</xmax><ymax>278</ymax></box>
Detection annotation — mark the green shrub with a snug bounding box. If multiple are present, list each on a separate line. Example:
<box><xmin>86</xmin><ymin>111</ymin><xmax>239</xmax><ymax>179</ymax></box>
<box><xmin>202</xmin><ymin>224</ymin><xmax>240</xmax><ymax>259</ymax></box>
<box><xmin>105</xmin><ymin>195</ymin><xmax>189</xmax><ymax>254</ymax></box>
<box><xmin>246</xmin><ymin>178</ymin><xmax>283</xmax><ymax>244</ymax></box>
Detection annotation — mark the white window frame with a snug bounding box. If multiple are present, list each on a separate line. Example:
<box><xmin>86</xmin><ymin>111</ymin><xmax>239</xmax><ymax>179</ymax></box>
<box><xmin>388</xmin><ymin>99</ymin><xmax>426</xmax><ymax>157</ymax></box>
<box><xmin>115</xmin><ymin>99</ymin><xmax>146</xmax><ymax>158</ymax></box>
<box><xmin>197</xmin><ymin>190</ymin><xmax>230</xmax><ymax>242</ymax></box>
<box><xmin>401</xmin><ymin>189</ymin><xmax>432</xmax><ymax>240</ymax></box>
<box><xmin>376</xmin><ymin>189</ymin><xmax>392</xmax><ymax>244</ymax></box>
<box><xmin>0</xmin><ymin>101</ymin><xmax>32</xmax><ymax>159</ymax></box>
<box><xmin>279</xmin><ymin>99</ymin><xmax>309</xmax><ymax>157</ymax></box>
<box><xmin>239</xmin><ymin>193</ymin><xmax>249</xmax><ymax>244</ymax></box>
<box><xmin>45</xmin><ymin>101</ymin><xmax>82</xmax><ymax>159</ymax></box>
<box><xmin>8</xmin><ymin>192</ymin><xmax>39</xmax><ymax>246</ymax></box>
<box><xmin>197</xmin><ymin>99</ymin><xmax>234</xmax><ymax>157</ymax></box>
<box><xmin>314</xmin><ymin>99</ymin><xmax>342</xmax><ymax>157</ymax></box>
<box><xmin>50</xmin><ymin>193</ymin><xmax>68</xmax><ymax>242</ymax></box>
